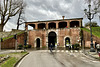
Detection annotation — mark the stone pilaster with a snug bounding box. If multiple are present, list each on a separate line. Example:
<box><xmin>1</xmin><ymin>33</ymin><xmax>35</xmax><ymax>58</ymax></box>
<box><xmin>56</xmin><ymin>22</ymin><xmax>59</xmax><ymax>29</ymax></box>
<box><xmin>35</xmin><ymin>24</ymin><xmax>38</xmax><ymax>29</ymax></box>
<box><xmin>79</xmin><ymin>20</ymin><xmax>82</xmax><ymax>27</ymax></box>
<box><xmin>25</xmin><ymin>24</ymin><xmax>28</xmax><ymax>30</ymax></box>
<box><xmin>67</xmin><ymin>21</ymin><xmax>70</xmax><ymax>28</ymax></box>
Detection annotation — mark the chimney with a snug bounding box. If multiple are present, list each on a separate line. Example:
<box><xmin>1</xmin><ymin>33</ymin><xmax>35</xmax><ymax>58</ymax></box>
<box><xmin>62</xmin><ymin>16</ymin><xmax>65</xmax><ymax>20</ymax></box>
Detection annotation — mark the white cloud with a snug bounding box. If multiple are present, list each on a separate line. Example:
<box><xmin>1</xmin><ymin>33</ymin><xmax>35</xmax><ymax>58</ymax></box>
<box><xmin>4</xmin><ymin>21</ymin><xmax>17</xmax><ymax>31</ymax></box>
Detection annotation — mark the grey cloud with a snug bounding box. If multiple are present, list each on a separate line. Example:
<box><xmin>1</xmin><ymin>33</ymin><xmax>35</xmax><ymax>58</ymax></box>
<box><xmin>24</xmin><ymin>0</ymin><xmax>75</xmax><ymax>21</ymax></box>
<box><xmin>4</xmin><ymin>0</ymin><xmax>100</xmax><ymax>31</ymax></box>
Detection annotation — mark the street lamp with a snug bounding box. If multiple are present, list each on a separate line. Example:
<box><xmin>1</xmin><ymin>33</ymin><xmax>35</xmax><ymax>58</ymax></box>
<box><xmin>84</xmin><ymin>3</ymin><xmax>97</xmax><ymax>52</ymax></box>
<box><xmin>14</xmin><ymin>34</ymin><xmax>17</xmax><ymax>51</ymax></box>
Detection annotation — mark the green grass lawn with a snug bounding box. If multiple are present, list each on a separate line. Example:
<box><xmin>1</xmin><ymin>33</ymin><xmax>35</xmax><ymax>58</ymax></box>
<box><xmin>0</xmin><ymin>57</ymin><xmax>18</xmax><ymax>67</ymax></box>
<box><xmin>81</xmin><ymin>27</ymin><xmax>100</xmax><ymax>38</ymax></box>
<box><xmin>0</xmin><ymin>52</ymin><xmax>28</xmax><ymax>67</ymax></box>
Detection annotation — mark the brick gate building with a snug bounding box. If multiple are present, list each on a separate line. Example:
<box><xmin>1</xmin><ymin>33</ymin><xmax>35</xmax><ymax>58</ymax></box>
<box><xmin>25</xmin><ymin>18</ymin><xmax>83</xmax><ymax>48</ymax></box>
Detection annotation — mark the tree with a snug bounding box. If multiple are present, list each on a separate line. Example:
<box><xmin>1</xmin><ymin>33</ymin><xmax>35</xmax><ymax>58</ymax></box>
<box><xmin>85</xmin><ymin>22</ymin><xmax>99</xmax><ymax>27</ymax></box>
<box><xmin>16</xmin><ymin>1</ymin><xmax>26</xmax><ymax>30</ymax></box>
<box><xmin>0</xmin><ymin>0</ymin><xmax>24</xmax><ymax>32</ymax></box>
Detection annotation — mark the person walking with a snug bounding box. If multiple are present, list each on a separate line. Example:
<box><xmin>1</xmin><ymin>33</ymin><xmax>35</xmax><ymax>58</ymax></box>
<box><xmin>50</xmin><ymin>43</ymin><xmax>53</xmax><ymax>52</ymax></box>
<box><xmin>55</xmin><ymin>42</ymin><xmax>57</xmax><ymax>52</ymax></box>
<box><xmin>96</xmin><ymin>44</ymin><xmax>100</xmax><ymax>53</ymax></box>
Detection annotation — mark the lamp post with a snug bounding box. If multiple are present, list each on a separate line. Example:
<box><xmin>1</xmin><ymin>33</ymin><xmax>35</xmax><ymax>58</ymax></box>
<box><xmin>84</xmin><ymin>3</ymin><xmax>97</xmax><ymax>52</ymax></box>
<box><xmin>0</xmin><ymin>38</ymin><xmax>3</xmax><ymax>51</ymax></box>
<box><xmin>24</xmin><ymin>31</ymin><xmax>27</xmax><ymax>51</ymax></box>
<box><xmin>14</xmin><ymin>34</ymin><xmax>17</xmax><ymax>51</ymax></box>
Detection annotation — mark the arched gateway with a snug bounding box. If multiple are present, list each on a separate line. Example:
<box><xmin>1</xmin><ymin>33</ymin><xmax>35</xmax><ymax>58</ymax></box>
<box><xmin>48</xmin><ymin>31</ymin><xmax>57</xmax><ymax>48</ymax></box>
<box><xmin>25</xmin><ymin>18</ymin><xmax>82</xmax><ymax>49</ymax></box>
<box><xmin>36</xmin><ymin>38</ymin><xmax>40</xmax><ymax>48</ymax></box>
<box><xmin>65</xmin><ymin>37</ymin><xmax>70</xmax><ymax>47</ymax></box>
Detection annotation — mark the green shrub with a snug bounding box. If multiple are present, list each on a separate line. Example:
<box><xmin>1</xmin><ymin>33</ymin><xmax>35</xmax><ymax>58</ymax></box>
<box><xmin>27</xmin><ymin>45</ymin><xmax>32</xmax><ymax>48</ymax></box>
<box><xmin>74</xmin><ymin>43</ymin><xmax>80</xmax><ymax>50</ymax></box>
<box><xmin>42</xmin><ymin>46</ymin><xmax>47</xmax><ymax>50</ymax></box>
<box><xmin>23</xmin><ymin>45</ymin><xmax>28</xmax><ymax>49</ymax></box>
<box><xmin>42</xmin><ymin>46</ymin><xmax>46</xmax><ymax>48</ymax></box>
<box><xmin>74</xmin><ymin>43</ymin><xmax>80</xmax><ymax>47</ymax></box>
<box><xmin>72</xmin><ymin>45</ymin><xmax>75</xmax><ymax>50</ymax></box>
<box><xmin>18</xmin><ymin>44</ymin><xmax>23</xmax><ymax>49</ymax></box>
<box><xmin>23</xmin><ymin>45</ymin><xmax>32</xmax><ymax>48</ymax></box>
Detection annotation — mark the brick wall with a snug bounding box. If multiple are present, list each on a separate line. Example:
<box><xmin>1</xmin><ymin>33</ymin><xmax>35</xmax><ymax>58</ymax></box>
<box><xmin>28</xmin><ymin>28</ymin><xmax>81</xmax><ymax>48</ymax></box>
<box><xmin>1</xmin><ymin>33</ymin><xmax>25</xmax><ymax>49</ymax></box>
<box><xmin>83</xmin><ymin>30</ymin><xmax>100</xmax><ymax>47</ymax></box>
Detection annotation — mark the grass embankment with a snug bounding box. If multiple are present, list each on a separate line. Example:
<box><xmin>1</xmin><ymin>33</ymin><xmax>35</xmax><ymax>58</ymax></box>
<box><xmin>0</xmin><ymin>31</ymin><xmax>25</xmax><ymax>41</ymax></box>
<box><xmin>0</xmin><ymin>52</ymin><xmax>28</xmax><ymax>67</ymax></box>
<box><xmin>81</xmin><ymin>27</ymin><xmax>100</xmax><ymax>38</ymax></box>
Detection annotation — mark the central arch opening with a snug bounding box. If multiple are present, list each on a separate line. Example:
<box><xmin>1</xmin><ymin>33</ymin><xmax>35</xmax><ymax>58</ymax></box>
<box><xmin>48</xmin><ymin>31</ymin><xmax>57</xmax><ymax>48</ymax></box>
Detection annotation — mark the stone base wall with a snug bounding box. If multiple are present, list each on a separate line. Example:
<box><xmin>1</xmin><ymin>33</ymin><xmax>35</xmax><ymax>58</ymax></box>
<box><xmin>83</xmin><ymin>30</ymin><xmax>100</xmax><ymax>48</ymax></box>
<box><xmin>28</xmin><ymin>28</ymin><xmax>81</xmax><ymax>48</ymax></box>
<box><xmin>1</xmin><ymin>33</ymin><xmax>25</xmax><ymax>49</ymax></box>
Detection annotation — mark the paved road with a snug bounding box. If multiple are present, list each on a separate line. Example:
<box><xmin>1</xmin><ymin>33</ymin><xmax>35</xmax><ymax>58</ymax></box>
<box><xmin>17</xmin><ymin>50</ymin><xmax>100</xmax><ymax>67</ymax></box>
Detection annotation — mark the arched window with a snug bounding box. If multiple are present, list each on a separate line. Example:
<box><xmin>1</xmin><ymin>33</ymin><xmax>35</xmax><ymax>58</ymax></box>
<box><xmin>70</xmin><ymin>21</ymin><xmax>79</xmax><ymax>27</ymax></box>
<box><xmin>38</xmin><ymin>23</ymin><xmax>46</xmax><ymax>29</ymax></box>
<box><xmin>65</xmin><ymin>37</ymin><xmax>70</xmax><ymax>47</ymax></box>
<box><xmin>28</xmin><ymin>24</ymin><xmax>35</xmax><ymax>30</ymax></box>
<box><xmin>48</xmin><ymin>22</ymin><xmax>56</xmax><ymax>29</ymax></box>
<box><xmin>59</xmin><ymin>22</ymin><xmax>67</xmax><ymax>28</ymax></box>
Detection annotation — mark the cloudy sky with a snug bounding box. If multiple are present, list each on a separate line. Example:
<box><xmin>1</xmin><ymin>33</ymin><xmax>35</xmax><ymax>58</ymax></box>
<box><xmin>4</xmin><ymin>0</ymin><xmax>100</xmax><ymax>31</ymax></box>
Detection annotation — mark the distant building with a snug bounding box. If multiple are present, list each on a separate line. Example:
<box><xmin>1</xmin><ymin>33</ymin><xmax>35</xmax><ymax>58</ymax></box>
<box><xmin>25</xmin><ymin>17</ymin><xmax>83</xmax><ymax>48</ymax></box>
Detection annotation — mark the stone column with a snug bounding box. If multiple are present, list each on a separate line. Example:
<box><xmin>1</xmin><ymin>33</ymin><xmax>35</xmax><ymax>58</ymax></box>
<box><xmin>79</xmin><ymin>20</ymin><xmax>82</xmax><ymax>27</ymax></box>
<box><xmin>25</xmin><ymin>24</ymin><xmax>28</xmax><ymax>30</ymax></box>
<box><xmin>67</xmin><ymin>20</ymin><xmax>70</xmax><ymax>28</ymax></box>
<box><xmin>56</xmin><ymin>22</ymin><xmax>59</xmax><ymax>29</ymax></box>
<box><xmin>35</xmin><ymin>23</ymin><xmax>38</xmax><ymax>29</ymax></box>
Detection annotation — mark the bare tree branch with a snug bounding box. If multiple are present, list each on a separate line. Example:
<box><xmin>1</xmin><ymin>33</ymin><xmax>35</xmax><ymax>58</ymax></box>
<box><xmin>0</xmin><ymin>0</ymin><xmax>25</xmax><ymax>31</ymax></box>
<box><xmin>16</xmin><ymin>1</ymin><xmax>26</xmax><ymax>30</ymax></box>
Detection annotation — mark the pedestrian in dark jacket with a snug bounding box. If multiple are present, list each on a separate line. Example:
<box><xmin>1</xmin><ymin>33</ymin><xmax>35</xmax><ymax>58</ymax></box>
<box><xmin>50</xmin><ymin>43</ymin><xmax>53</xmax><ymax>52</ymax></box>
